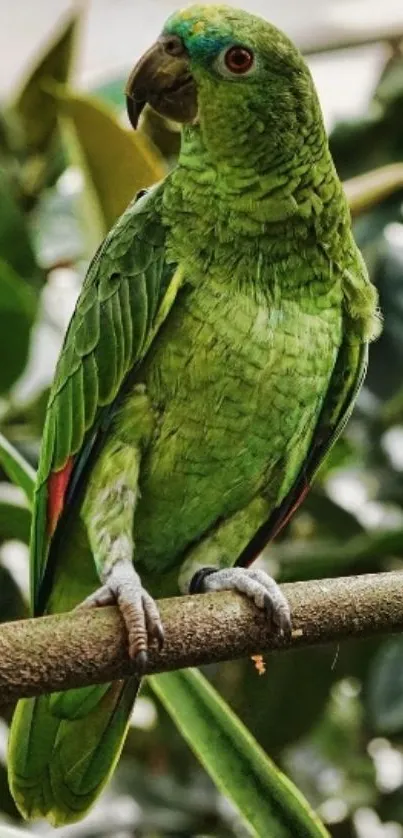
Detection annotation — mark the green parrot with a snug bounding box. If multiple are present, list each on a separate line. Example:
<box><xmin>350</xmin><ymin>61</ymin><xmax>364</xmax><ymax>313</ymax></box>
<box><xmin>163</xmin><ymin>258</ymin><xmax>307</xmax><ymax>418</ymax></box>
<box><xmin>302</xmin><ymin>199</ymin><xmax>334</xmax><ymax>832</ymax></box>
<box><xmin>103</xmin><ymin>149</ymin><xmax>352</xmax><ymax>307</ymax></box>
<box><xmin>8</xmin><ymin>3</ymin><xmax>380</xmax><ymax>826</ymax></box>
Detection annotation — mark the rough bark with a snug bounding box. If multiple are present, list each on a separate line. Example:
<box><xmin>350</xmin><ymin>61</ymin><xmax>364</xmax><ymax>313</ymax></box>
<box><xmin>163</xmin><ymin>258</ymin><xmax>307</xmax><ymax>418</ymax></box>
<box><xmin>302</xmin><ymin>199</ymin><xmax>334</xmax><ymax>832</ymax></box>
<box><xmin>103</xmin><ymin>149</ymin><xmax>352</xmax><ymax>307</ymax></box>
<box><xmin>0</xmin><ymin>570</ymin><xmax>403</xmax><ymax>704</ymax></box>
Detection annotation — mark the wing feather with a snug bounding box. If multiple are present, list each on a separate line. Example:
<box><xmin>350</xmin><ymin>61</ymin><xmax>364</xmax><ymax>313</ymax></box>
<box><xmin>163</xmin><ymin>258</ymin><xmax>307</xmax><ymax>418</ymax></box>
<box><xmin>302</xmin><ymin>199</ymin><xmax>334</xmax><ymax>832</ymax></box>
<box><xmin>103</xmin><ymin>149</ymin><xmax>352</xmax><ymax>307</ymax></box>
<box><xmin>32</xmin><ymin>184</ymin><xmax>182</xmax><ymax>612</ymax></box>
<box><xmin>237</xmin><ymin>336</ymin><xmax>368</xmax><ymax>566</ymax></box>
<box><xmin>70</xmin><ymin>366</ymin><xmax>86</xmax><ymax>452</ymax></box>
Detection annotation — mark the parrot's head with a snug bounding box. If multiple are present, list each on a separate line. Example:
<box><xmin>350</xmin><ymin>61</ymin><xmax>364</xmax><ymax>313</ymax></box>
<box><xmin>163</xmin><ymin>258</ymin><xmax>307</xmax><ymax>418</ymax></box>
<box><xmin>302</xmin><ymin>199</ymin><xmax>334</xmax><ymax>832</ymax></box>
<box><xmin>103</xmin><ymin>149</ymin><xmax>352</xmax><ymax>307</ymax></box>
<box><xmin>126</xmin><ymin>4</ymin><xmax>320</xmax><ymax>161</ymax></box>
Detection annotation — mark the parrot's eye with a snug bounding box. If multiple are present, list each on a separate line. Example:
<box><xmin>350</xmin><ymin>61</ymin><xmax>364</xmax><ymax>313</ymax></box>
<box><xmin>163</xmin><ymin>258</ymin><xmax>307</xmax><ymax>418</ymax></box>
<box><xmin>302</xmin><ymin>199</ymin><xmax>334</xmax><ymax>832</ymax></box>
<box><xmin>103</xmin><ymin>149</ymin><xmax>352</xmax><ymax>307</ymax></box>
<box><xmin>224</xmin><ymin>46</ymin><xmax>254</xmax><ymax>75</ymax></box>
<box><xmin>214</xmin><ymin>44</ymin><xmax>256</xmax><ymax>80</ymax></box>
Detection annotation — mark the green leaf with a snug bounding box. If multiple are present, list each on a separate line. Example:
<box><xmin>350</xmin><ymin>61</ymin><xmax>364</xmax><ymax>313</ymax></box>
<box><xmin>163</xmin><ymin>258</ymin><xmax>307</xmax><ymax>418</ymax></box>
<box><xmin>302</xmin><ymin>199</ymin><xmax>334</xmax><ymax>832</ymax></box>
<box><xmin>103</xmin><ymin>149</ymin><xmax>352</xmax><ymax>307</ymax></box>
<box><xmin>53</xmin><ymin>88</ymin><xmax>166</xmax><ymax>247</ymax></box>
<box><xmin>0</xmin><ymin>484</ymin><xmax>31</xmax><ymax>543</ymax></box>
<box><xmin>367</xmin><ymin>637</ymin><xmax>403</xmax><ymax>734</ymax></box>
<box><xmin>0</xmin><ymin>168</ymin><xmax>41</xmax><ymax>287</ymax></box>
<box><xmin>150</xmin><ymin>669</ymin><xmax>329</xmax><ymax>838</ymax></box>
<box><xmin>11</xmin><ymin>14</ymin><xmax>79</xmax><ymax>159</ymax></box>
<box><xmin>0</xmin><ymin>261</ymin><xmax>37</xmax><ymax>394</ymax></box>
<box><xmin>92</xmin><ymin>76</ymin><xmax>126</xmax><ymax>111</ymax></box>
<box><xmin>0</xmin><ymin>432</ymin><xmax>35</xmax><ymax>504</ymax></box>
<box><xmin>0</xmin><ymin>563</ymin><xmax>27</xmax><ymax>623</ymax></box>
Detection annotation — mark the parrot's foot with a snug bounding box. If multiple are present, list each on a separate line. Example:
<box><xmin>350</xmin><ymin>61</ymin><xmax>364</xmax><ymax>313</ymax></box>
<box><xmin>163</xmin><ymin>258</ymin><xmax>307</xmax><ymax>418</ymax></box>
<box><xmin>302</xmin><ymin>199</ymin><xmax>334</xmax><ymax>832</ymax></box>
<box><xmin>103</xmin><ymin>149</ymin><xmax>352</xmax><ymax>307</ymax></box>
<box><xmin>189</xmin><ymin>567</ymin><xmax>291</xmax><ymax>637</ymax></box>
<box><xmin>77</xmin><ymin>559</ymin><xmax>164</xmax><ymax>670</ymax></box>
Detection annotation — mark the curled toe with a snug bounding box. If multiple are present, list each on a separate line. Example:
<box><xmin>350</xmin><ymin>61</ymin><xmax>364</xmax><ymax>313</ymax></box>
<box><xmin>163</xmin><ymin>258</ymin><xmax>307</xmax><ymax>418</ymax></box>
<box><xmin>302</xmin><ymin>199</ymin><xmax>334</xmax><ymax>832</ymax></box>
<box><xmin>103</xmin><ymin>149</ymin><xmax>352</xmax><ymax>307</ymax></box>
<box><xmin>134</xmin><ymin>649</ymin><xmax>148</xmax><ymax>674</ymax></box>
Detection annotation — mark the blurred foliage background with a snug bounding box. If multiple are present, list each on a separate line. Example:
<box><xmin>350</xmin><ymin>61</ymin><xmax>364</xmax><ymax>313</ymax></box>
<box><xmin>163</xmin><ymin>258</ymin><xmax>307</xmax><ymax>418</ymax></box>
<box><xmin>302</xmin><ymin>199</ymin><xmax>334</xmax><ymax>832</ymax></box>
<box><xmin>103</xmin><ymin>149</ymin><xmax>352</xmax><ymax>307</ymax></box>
<box><xmin>2</xmin><ymin>4</ymin><xmax>403</xmax><ymax>837</ymax></box>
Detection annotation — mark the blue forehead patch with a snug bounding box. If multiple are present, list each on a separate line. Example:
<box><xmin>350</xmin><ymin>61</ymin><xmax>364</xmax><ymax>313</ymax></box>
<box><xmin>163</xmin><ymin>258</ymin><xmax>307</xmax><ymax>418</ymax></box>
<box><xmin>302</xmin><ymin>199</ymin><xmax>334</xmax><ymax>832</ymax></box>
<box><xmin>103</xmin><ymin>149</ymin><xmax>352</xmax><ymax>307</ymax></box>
<box><xmin>163</xmin><ymin>9</ymin><xmax>233</xmax><ymax>62</ymax></box>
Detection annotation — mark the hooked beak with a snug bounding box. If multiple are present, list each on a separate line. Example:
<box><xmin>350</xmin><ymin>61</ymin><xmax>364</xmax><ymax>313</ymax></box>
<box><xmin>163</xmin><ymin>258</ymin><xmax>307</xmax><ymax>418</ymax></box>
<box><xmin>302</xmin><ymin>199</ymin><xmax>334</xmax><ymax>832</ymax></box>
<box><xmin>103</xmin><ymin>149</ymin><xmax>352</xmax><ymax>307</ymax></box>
<box><xmin>126</xmin><ymin>35</ymin><xmax>197</xmax><ymax>129</ymax></box>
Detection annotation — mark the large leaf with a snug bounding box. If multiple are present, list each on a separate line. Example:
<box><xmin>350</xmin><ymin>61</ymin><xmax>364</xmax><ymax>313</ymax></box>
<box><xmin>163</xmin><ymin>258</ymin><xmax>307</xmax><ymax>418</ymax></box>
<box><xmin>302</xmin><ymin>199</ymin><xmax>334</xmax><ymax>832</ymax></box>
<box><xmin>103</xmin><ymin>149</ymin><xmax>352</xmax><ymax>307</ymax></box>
<box><xmin>0</xmin><ymin>262</ymin><xmax>37</xmax><ymax>395</ymax></box>
<box><xmin>53</xmin><ymin>88</ymin><xmax>166</xmax><ymax>246</ymax></box>
<box><xmin>0</xmin><ymin>433</ymin><xmax>35</xmax><ymax>505</ymax></box>
<box><xmin>150</xmin><ymin>669</ymin><xmax>329</xmax><ymax>838</ymax></box>
<box><xmin>0</xmin><ymin>564</ymin><xmax>26</xmax><ymax>624</ymax></box>
<box><xmin>12</xmin><ymin>14</ymin><xmax>79</xmax><ymax>159</ymax></box>
<box><xmin>0</xmin><ymin>169</ymin><xmax>41</xmax><ymax>287</ymax></box>
<box><xmin>92</xmin><ymin>76</ymin><xmax>126</xmax><ymax>112</ymax></box>
<box><xmin>366</xmin><ymin>637</ymin><xmax>403</xmax><ymax>735</ymax></box>
<box><xmin>0</xmin><ymin>485</ymin><xmax>30</xmax><ymax>544</ymax></box>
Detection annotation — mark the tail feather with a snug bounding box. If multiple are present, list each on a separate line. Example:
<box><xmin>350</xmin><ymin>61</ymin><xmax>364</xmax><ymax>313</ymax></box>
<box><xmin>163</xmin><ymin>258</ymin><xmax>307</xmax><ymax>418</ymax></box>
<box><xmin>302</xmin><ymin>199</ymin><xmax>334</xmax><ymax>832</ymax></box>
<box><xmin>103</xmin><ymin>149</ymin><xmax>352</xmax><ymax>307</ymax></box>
<box><xmin>49</xmin><ymin>683</ymin><xmax>111</xmax><ymax>720</ymax></box>
<box><xmin>8</xmin><ymin>678</ymin><xmax>140</xmax><ymax>826</ymax></box>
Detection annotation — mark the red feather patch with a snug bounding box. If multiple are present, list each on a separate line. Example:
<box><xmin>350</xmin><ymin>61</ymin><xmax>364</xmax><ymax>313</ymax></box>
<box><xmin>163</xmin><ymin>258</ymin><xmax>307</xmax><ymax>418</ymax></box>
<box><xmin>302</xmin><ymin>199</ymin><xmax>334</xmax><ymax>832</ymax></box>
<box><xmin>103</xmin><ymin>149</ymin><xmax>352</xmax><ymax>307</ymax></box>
<box><xmin>47</xmin><ymin>457</ymin><xmax>74</xmax><ymax>536</ymax></box>
<box><xmin>236</xmin><ymin>479</ymin><xmax>311</xmax><ymax>569</ymax></box>
<box><xmin>269</xmin><ymin>482</ymin><xmax>311</xmax><ymax>543</ymax></box>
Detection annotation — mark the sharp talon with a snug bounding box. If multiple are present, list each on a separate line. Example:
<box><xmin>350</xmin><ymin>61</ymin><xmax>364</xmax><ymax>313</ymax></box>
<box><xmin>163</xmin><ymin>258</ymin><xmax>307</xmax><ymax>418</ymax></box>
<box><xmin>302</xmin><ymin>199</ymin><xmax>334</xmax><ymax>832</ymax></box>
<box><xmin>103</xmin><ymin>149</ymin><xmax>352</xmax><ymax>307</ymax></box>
<box><xmin>189</xmin><ymin>566</ymin><xmax>217</xmax><ymax>594</ymax></box>
<box><xmin>154</xmin><ymin>624</ymin><xmax>165</xmax><ymax>650</ymax></box>
<box><xmin>76</xmin><ymin>562</ymin><xmax>164</xmax><ymax>662</ymax></box>
<box><xmin>195</xmin><ymin>566</ymin><xmax>292</xmax><ymax>637</ymax></box>
<box><xmin>263</xmin><ymin>593</ymin><xmax>273</xmax><ymax>619</ymax></box>
<box><xmin>279</xmin><ymin>614</ymin><xmax>293</xmax><ymax>640</ymax></box>
<box><xmin>144</xmin><ymin>620</ymin><xmax>164</xmax><ymax>651</ymax></box>
<box><xmin>134</xmin><ymin>650</ymin><xmax>148</xmax><ymax>674</ymax></box>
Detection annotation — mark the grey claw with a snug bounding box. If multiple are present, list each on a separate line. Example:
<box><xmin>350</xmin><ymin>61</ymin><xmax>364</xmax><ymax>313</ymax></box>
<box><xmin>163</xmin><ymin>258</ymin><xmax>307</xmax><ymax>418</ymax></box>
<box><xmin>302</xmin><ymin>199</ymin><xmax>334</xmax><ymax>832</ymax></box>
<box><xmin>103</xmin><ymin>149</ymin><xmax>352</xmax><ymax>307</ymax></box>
<box><xmin>134</xmin><ymin>650</ymin><xmax>148</xmax><ymax>674</ymax></box>
<box><xmin>276</xmin><ymin>611</ymin><xmax>293</xmax><ymax>639</ymax></box>
<box><xmin>142</xmin><ymin>588</ymin><xmax>164</xmax><ymax>651</ymax></box>
<box><xmin>263</xmin><ymin>592</ymin><xmax>291</xmax><ymax>637</ymax></box>
<box><xmin>263</xmin><ymin>593</ymin><xmax>273</xmax><ymax>619</ymax></box>
<box><xmin>154</xmin><ymin>623</ymin><xmax>165</xmax><ymax>650</ymax></box>
<box><xmin>192</xmin><ymin>566</ymin><xmax>292</xmax><ymax>638</ymax></box>
<box><xmin>77</xmin><ymin>561</ymin><xmax>164</xmax><ymax>663</ymax></box>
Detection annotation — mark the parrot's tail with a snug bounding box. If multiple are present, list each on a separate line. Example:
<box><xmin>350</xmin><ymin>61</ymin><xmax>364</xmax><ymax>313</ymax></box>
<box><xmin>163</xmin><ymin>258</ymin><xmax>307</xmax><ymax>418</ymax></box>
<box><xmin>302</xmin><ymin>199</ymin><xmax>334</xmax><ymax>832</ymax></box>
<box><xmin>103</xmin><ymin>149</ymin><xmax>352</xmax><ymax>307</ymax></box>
<box><xmin>7</xmin><ymin>677</ymin><xmax>140</xmax><ymax>826</ymax></box>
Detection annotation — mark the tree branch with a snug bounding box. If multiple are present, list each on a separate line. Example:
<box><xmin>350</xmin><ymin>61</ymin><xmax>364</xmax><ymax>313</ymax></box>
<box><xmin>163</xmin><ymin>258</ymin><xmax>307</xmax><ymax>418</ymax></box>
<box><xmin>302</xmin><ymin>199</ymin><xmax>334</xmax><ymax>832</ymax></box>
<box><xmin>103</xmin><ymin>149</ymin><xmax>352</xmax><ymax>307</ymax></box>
<box><xmin>301</xmin><ymin>29</ymin><xmax>403</xmax><ymax>56</ymax></box>
<box><xmin>344</xmin><ymin>164</ymin><xmax>403</xmax><ymax>219</ymax></box>
<box><xmin>0</xmin><ymin>571</ymin><xmax>402</xmax><ymax>704</ymax></box>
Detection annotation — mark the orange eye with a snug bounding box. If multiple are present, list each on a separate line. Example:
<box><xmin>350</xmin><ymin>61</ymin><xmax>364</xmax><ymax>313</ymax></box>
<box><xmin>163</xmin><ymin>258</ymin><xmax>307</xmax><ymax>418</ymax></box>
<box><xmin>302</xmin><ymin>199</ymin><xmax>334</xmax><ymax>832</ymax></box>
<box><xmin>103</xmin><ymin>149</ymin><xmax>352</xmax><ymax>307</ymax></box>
<box><xmin>224</xmin><ymin>46</ymin><xmax>254</xmax><ymax>75</ymax></box>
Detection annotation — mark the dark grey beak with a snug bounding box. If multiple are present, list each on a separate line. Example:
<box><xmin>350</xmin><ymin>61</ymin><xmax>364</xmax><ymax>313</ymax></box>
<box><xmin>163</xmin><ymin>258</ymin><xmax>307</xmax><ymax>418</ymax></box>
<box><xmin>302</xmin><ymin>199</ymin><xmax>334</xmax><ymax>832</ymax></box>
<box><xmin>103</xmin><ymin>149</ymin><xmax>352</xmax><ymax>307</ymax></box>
<box><xmin>126</xmin><ymin>35</ymin><xmax>197</xmax><ymax>129</ymax></box>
